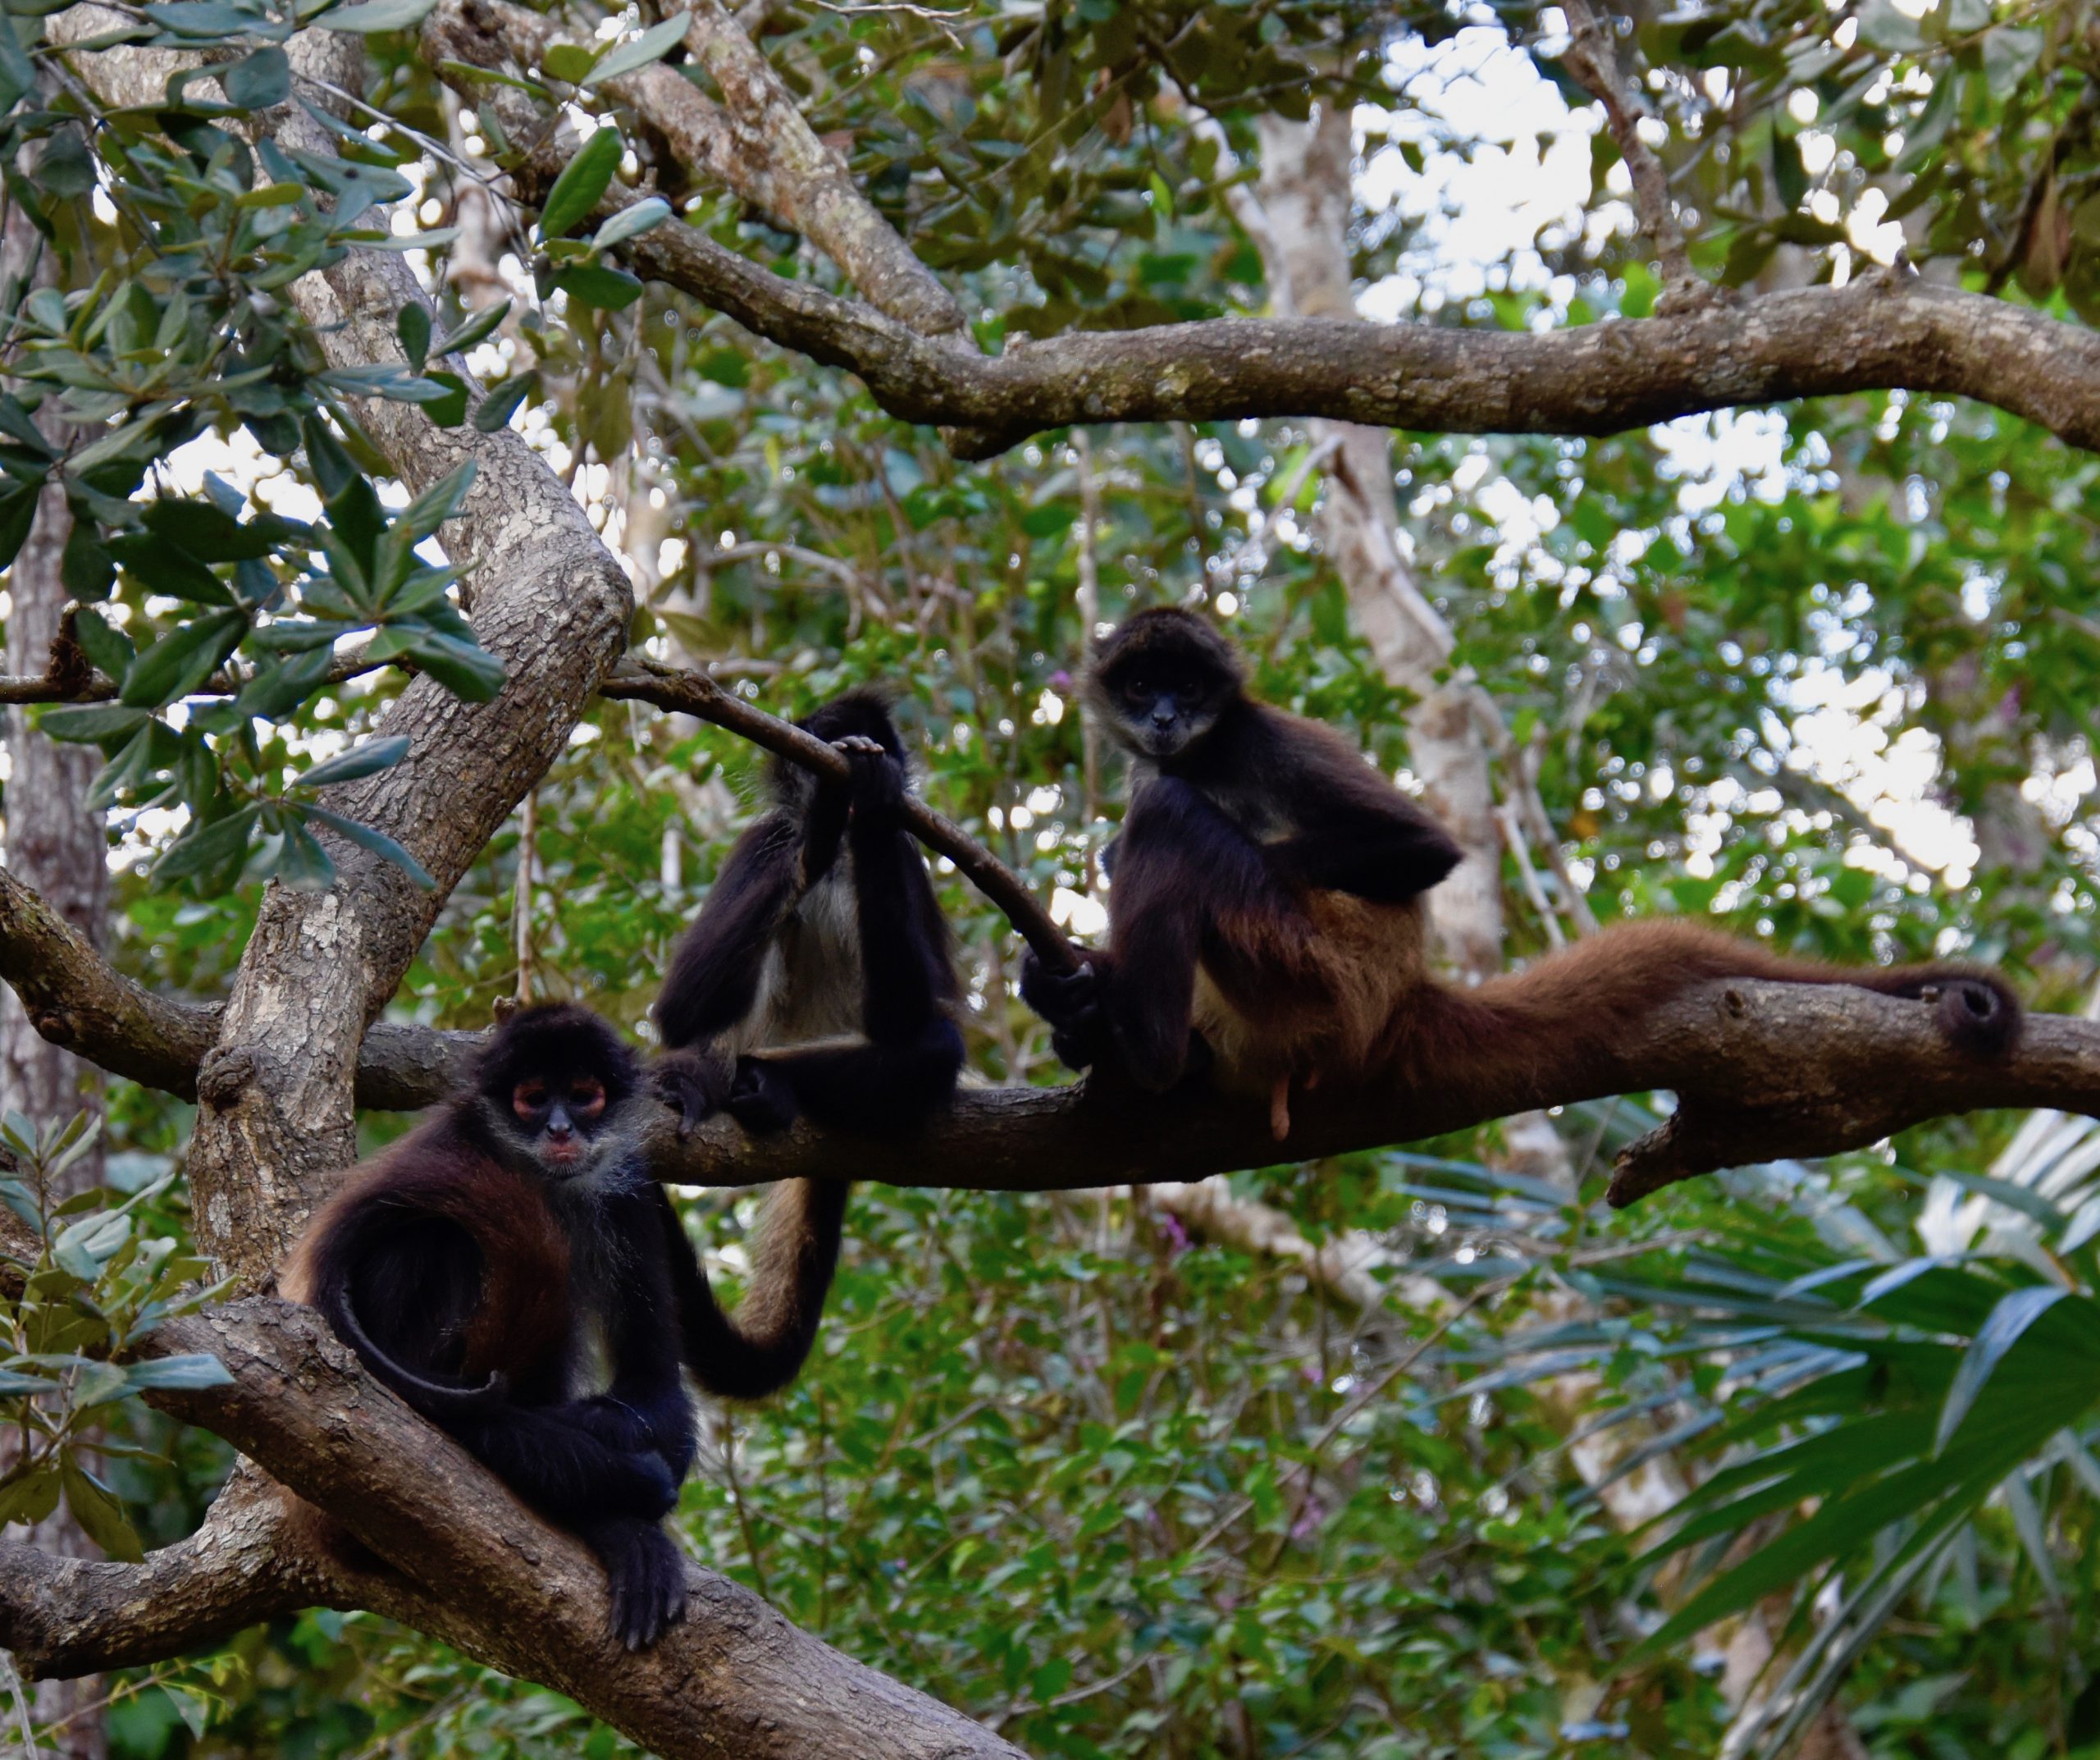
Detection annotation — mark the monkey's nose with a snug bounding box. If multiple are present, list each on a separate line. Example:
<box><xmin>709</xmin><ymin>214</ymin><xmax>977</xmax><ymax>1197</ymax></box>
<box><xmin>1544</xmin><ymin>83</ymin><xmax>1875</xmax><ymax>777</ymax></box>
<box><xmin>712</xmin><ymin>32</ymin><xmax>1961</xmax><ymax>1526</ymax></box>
<box><xmin>1151</xmin><ymin>710</ymin><xmax>1176</xmax><ymax>730</ymax></box>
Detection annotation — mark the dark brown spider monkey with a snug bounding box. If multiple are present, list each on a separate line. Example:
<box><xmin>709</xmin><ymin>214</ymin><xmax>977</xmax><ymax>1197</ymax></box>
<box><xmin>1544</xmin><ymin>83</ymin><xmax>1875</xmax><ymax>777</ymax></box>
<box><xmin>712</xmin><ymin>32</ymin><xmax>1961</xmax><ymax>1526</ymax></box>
<box><xmin>283</xmin><ymin>1003</ymin><xmax>842</xmax><ymax>1650</ymax></box>
<box><xmin>1022</xmin><ymin>608</ymin><xmax>2021</xmax><ymax>1139</ymax></box>
<box><xmin>651</xmin><ymin>688</ymin><xmax>964</xmax><ymax>1383</ymax></box>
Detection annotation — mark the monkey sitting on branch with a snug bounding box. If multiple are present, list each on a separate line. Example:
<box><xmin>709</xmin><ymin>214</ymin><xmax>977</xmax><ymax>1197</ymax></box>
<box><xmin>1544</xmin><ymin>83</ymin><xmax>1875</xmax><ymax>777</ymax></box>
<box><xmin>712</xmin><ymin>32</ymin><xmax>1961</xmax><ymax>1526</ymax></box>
<box><xmin>283</xmin><ymin>1003</ymin><xmax>850</xmax><ymax>1650</ymax></box>
<box><xmin>1022</xmin><ymin>607</ymin><xmax>2021</xmax><ymax>1141</ymax></box>
<box><xmin>649</xmin><ymin>689</ymin><xmax>965</xmax><ymax>1390</ymax></box>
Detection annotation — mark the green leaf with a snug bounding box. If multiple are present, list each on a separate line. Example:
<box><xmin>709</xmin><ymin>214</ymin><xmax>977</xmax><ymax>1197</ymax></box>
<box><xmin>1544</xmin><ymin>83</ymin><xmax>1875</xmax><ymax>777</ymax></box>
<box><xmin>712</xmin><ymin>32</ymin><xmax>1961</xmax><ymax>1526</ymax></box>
<box><xmin>39</xmin><ymin>703</ymin><xmax>150</xmax><ymax>743</ymax></box>
<box><xmin>305</xmin><ymin>807</ymin><xmax>436</xmax><ymax>888</ymax></box>
<box><xmin>590</xmin><ymin>196</ymin><xmax>673</xmax><ymax>253</ymax></box>
<box><xmin>585</xmin><ymin>13</ymin><xmax>688</xmax><ymax>85</ymax></box>
<box><xmin>153</xmin><ymin>807</ymin><xmax>259</xmax><ymax>885</ymax></box>
<box><xmin>61</xmin><ymin>1454</ymin><xmax>144</xmax><ymax>1562</ymax></box>
<box><xmin>1936</xmin><ymin>1287</ymin><xmax>2071</xmax><ymax>1454</ymax></box>
<box><xmin>223</xmin><ymin>44</ymin><xmax>291</xmax><ymax>107</ymax></box>
<box><xmin>539</xmin><ymin>126</ymin><xmax>623</xmax><ymax>240</ymax></box>
<box><xmin>553</xmin><ymin>263</ymin><xmax>645</xmax><ymax>310</ymax></box>
<box><xmin>396</xmin><ymin>300</ymin><xmax>431</xmax><ymax>373</ymax></box>
<box><xmin>121</xmin><ymin>609</ymin><xmax>249</xmax><ymax>708</ymax></box>
<box><xmin>431</xmin><ymin>298</ymin><xmax>511</xmax><ymax>360</ymax></box>
<box><xmin>0</xmin><ymin>484</ymin><xmax>39</xmax><ymax>571</ymax></box>
<box><xmin>233</xmin><ymin>645</ymin><xmax>335</xmax><ymax>720</ymax></box>
<box><xmin>299</xmin><ymin>734</ymin><xmax>409</xmax><ymax>789</ymax></box>
<box><xmin>542</xmin><ymin>40</ymin><xmax>599</xmax><ymax>84</ymax></box>
<box><xmin>123</xmin><ymin>1354</ymin><xmax>234</xmax><ymax>1392</ymax></box>
<box><xmin>271</xmin><ymin>823</ymin><xmax>337</xmax><ymax>891</ymax></box>
<box><xmin>61</xmin><ymin>524</ymin><xmax>116</xmax><ymax>601</ymax></box>
<box><xmin>0</xmin><ymin>1465</ymin><xmax>60</xmax><ymax>1528</ymax></box>
<box><xmin>142</xmin><ymin>497</ymin><xmax>280</xmax><ymax>562</ymax></box>
<box><xmin>472</xmin><ymin>370</ymin><xmax>539</xmax><ymax>432</ymax></box>
<box><xmin>319</xmin><ymin>0</ymin><xmax>436</xmax><ymax>30</ymax></box>
<box><xmin>403</xmin><ymin>631</ymin><xmax>506</xmax><ymax>701</ymax></box>
<box><xmin>399</xmin><ymin>459</ymin><xmax>476</xmax><ymax>540</ymax></box>
<box><xmin>420</xmin><ymin>371</ymin><xmax>468</xmax><ymax>428</ymax></box>
<box><xmin>0</xmin><ymin>11</ymin><xmax>38</xmax><ymax>110</ymax></box>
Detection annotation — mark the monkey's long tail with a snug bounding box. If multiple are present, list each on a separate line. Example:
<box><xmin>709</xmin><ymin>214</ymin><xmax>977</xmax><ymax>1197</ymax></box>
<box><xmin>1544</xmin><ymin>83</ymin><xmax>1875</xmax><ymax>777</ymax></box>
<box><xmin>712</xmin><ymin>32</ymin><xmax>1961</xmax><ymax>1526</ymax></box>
<box><xmin>1397</xmin><ymin>919</ymin><xmax>2020</xmax><ymax>1102</ymax></box>
<box><xmin>667</xmin><ymin>1179</ymin><xmax>851</xmax><ymax>1401</ymax></box>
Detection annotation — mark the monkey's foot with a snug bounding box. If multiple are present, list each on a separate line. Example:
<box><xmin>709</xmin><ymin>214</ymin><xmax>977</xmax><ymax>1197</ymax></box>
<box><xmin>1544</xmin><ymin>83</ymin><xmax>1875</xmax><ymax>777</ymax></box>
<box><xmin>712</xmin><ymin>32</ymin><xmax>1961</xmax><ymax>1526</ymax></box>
<box><xmin>579</xmin><ymin>1516</ymin><xmax>689</xmax><ymax>1652</ymax></box>
<box><xmin>652</xmin><ymin>1049</ymin><xmax>733</xmax><ymax>1140</ymax></box>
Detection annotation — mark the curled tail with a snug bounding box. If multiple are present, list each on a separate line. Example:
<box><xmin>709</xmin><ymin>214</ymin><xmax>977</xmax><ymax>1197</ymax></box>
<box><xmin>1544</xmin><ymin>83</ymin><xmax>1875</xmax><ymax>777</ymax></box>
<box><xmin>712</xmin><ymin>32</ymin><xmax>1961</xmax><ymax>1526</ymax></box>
<box><xmin>658</xmin><ymin>1179</ymin><xmax>849</xmax><ymax>1401</ymax></box>
<box><xmin>1392</xmin><ymin>921</ymin><xmax>2021</xmax><ymax>1099</ymax></box>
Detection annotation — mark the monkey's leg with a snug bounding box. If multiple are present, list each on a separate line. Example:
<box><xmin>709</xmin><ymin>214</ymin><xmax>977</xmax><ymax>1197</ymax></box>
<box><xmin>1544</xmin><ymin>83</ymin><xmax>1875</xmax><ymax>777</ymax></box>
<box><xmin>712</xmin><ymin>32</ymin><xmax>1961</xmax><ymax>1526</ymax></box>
<box><xmin>735</xmin><ymin>1018</ymin><xmax>965</xmax><ymax>1136</ymax></box>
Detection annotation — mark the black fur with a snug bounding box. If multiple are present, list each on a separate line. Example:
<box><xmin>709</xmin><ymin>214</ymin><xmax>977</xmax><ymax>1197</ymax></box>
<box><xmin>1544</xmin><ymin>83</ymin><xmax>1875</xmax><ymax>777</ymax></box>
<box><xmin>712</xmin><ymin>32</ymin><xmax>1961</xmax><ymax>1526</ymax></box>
<box><xmin>652</xmin><ymin>688</ymin><xmax>962</xmax><ymax>1397</ymax></box>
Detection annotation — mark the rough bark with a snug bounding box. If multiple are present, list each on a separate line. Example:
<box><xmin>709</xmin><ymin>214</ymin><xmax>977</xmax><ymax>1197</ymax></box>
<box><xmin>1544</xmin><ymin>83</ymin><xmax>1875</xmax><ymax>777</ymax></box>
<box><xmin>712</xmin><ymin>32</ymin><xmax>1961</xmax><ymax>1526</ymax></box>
<box><xmin>2</xmin><ymin>166</ymin><xmax>110</xmax><ymax>1760</ymax></box>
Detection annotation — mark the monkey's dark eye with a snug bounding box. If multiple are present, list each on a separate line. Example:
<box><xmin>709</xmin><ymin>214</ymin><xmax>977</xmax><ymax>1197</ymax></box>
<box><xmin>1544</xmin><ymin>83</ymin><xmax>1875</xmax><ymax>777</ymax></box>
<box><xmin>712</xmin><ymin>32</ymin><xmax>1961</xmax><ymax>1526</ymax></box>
<box><xmin>513</xmin><ymin>1080</ymin><xmax>548</xmax><ymax>1121</ymax></box>
<box><xmin>1123</xmin><ymin>674</ymin><xmax>1151</xmax><ymax>701</ymax></box>
<box><xmin>569</xmin><ymin>1077</ymin><xmax>606</xmax><ymax>1122</ymax></box>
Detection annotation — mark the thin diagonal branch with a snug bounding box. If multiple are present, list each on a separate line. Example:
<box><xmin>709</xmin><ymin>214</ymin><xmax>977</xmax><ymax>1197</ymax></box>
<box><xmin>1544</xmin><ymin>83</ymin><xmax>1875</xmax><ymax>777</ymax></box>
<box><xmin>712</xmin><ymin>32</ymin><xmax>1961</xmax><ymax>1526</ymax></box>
<box><xmin>1557</xmin><ymin>0</ymin><xmax>1710</xmax><ymax>309</ymax></box>
<box><xmin>601</xmin><ymin>661</ymin><xmax>1079</xmax><ymax>970</ymax></box>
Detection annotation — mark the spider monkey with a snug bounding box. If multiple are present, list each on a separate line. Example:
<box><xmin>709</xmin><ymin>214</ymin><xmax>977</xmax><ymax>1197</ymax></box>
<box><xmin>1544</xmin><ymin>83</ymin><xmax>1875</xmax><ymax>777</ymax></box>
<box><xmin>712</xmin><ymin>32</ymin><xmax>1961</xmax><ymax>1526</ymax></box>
<box><xmin>282</xmin><ymin>1003</ymin><xmax>842</xmax><ymax>1650</ymax></box>
<box><xmin>650</xmin><ymin>688</ymin><xmax>964</xmax><ymax>1372</ymax></box>
<box><xmin>1022</xmin><ymin>608</ymin><xmax>2021</xmax><ymax>1141</ymax></box>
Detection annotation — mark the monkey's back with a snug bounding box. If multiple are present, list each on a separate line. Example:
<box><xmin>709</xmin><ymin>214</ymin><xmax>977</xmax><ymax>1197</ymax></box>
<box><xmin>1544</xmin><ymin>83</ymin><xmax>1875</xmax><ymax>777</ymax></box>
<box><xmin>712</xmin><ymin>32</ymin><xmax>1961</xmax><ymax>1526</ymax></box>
<box><xmin>1194</xmin><ymin>889</ymin><xmax>1430</xmax><ymax>1096</ymax></box>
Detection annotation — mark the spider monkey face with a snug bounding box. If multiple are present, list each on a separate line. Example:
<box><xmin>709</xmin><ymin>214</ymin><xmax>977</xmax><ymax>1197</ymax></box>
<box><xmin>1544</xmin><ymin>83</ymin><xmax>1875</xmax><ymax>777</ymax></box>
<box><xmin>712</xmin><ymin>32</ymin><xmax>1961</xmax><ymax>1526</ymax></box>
<box><xmin>509</xmin><ymin>1073</ymin><xmax>610</xmax><ymax>1170</ymax></box>
<box><xmin>1089</xmin><ymin>609</ymin><xmax>1245</xmax><ymax>764</ymax></box>
<box><xmin>472</xmin><ymin>1003</ymin><xmax>639</xmax><ymax>1183</ymax></box>
<box><xmin>1102</xmin><ymin>651</ymin><xmax>1235</xmax><ymax>761</ymax></box>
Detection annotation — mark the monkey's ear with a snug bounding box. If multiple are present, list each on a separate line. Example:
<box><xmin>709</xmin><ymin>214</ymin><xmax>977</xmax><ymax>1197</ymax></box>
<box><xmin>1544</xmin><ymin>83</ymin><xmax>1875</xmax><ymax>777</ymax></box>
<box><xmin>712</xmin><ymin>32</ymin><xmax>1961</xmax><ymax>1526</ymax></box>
<box><xmin>1395</xmin><ymin>820</ymin><xmax>1465</xmax><ymax>893</ymax></box>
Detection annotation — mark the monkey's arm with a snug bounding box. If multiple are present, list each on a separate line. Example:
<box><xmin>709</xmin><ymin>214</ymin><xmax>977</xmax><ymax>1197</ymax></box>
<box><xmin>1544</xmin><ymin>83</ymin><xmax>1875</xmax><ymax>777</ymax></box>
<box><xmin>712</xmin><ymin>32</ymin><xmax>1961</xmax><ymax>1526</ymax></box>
<box><xmin>656</xmin><ymin>812</ymin><xmax>801</xmax><ymax>1050</ymax></box>
<box><xmin>1079</xmin><ymin>776</ymin><xmax>1294</xmax><ymax>1091</ymax></box>
<box><xmin>1268</xmin><ymin>780</ymin><xmax>1463</xmax><ymax>902</ymax></box>
<box><xmin>578</xmin><ymin>1184</ymin><xmax>699</xmax><ymax>1483</ymax></box>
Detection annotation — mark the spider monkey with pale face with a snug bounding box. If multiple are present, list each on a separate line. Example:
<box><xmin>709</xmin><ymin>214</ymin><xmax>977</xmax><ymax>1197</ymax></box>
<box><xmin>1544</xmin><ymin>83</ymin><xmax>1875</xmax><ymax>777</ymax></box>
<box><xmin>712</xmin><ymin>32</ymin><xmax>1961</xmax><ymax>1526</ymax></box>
<box><xmin>283</xmin><ymin>1003</ymin><xmax>847</xmax><ymax>1651</ymax></box>
<box><xmin>1023</xmin><ymin>608</ymin><xmax>2020</xmax><ymax>1141</ymax></box>
<box><xmin>650</xmin><ymin>688</ymin><xmax>964</xmax><ymax>1377</ymax></box>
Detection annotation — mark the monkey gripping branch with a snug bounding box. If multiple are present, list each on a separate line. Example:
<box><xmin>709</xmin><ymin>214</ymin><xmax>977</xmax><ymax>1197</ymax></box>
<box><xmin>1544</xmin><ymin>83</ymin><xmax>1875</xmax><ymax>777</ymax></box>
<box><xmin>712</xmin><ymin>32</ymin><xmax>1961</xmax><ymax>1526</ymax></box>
<box><xmin>0</xmin><ymin>2</ymin><xmax>2097</xmax><ymax>1757</ymax></box>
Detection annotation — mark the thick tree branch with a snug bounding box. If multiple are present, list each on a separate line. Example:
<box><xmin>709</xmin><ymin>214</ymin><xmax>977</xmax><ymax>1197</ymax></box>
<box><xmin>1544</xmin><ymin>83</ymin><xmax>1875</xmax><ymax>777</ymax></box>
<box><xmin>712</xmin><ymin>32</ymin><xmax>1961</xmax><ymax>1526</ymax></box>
<box><xmin>602</xmin><ymin>661</ymin><xmax>1078</xmax><ymax>970</ymax></box>
<box><xmin>1</xmin><ymin>1300</ymin><xmax>1025</xmax><ymax>1758</ymax></box>
<box><xmin>0</xmin><ymin>862</ymin><xmax>476</xmax><ymax>1109</ymax></box>
<box><xmin>0</xmin><ymin>1470</ymin><xmax>334</xmax><ymax>1679</ymax></box>
<box><xmin>416</xmin><ymin>9</ymin><xmax>2100</xmax><ymax>465</ymax></box>
<box><xmin>625</xmin><ymin>981</ymin><xmax>2099</xmax><ymax>1205</ymax></box>
<box><xmin>12</xmin><ymin>848</ymin><xmax>2096</xmax><ymax>1199</ymax></box>
<box><xmin>509</xmin><ymin>198</ymin><xmax>2100</xmax><ymax>465</ymax></box>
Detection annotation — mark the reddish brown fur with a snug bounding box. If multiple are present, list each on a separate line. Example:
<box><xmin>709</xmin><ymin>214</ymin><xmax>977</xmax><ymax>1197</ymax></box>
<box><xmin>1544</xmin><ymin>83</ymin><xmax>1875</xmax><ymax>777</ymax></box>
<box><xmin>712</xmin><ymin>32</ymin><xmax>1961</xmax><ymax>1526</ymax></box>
<box><xmin>281</xmin><ymin>1124</ymin><xmax>572</xmax><ymax>1381</ymax></box>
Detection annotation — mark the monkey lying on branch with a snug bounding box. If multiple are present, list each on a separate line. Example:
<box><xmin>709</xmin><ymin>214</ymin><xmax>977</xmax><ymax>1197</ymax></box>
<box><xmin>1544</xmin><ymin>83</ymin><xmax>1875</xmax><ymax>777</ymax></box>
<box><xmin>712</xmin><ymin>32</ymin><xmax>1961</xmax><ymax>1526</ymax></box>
<box><xmin>1022</xmin><ymin>608</ymin><xmax>2020</xmax><ymax>1140</ymax></box>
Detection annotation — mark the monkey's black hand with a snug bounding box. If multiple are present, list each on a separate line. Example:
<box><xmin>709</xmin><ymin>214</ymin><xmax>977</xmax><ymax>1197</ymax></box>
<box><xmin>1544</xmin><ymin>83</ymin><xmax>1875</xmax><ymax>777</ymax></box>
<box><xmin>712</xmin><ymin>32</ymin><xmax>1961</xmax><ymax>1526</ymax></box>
<box><xmin>560</xmin><ymin>1394</ymin><xmax>664</xmax><ymax>1456</ymax></box>
<box><xmin>836</xmin><ymin>733</ymin><xmax>906</xmax><ymax>835</ymax></box>
<box><xmin>1020</xmin><ymin>950</ymin><xmax>1103</xmax><ymax>1070</ymax></box>
<box><xmin>653</xmin><ymin>1049</ymin><xmax>733</xmax><ymax>1141</ymax></box>
<box><xmin>577</xmin><ymin>1515</ymin><xmax>688</xmax><ymax>1652</ymax></box>
<box><xmin>725</xmin><ymin>1056</ymin><xmax>801</xmax><ymax>1134</ymax></box>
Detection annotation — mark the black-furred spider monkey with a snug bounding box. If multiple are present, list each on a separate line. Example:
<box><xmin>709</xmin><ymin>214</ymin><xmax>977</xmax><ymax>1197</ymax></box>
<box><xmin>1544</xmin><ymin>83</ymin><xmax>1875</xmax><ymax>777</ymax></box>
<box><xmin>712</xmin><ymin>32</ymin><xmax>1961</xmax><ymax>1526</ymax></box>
<box><xmin>1024</xmin><ymin>608</ymin><xmax>2022</xmax><ymax>1140</ymax></box>
<box><xmin>284</xmin><ymin>1003</ymin><xmax>855</xmax><ymax>1650</ymax></box>
<box><xmin>650</xmin><ymin>687</ymin><xmax>964</xmax><ymax>1374</ymax></box>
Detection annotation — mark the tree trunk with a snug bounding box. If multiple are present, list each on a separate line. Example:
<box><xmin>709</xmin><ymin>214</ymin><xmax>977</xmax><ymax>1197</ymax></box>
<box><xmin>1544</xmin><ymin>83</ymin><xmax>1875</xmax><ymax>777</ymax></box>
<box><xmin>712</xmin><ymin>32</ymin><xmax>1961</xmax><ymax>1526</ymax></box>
<box><xmin>2</xmin><ymin>173</ymin><xmax>110</xmax><ymax>1760</ymax></box>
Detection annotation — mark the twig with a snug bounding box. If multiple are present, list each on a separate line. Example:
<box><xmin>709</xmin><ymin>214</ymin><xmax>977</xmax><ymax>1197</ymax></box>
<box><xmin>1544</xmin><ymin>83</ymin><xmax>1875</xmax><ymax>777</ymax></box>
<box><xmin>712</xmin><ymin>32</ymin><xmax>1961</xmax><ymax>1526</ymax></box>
<box><xmin>600</xmin><ymin>660</ymin><xmax>1081</xmax><ymax>972</ymax></box>
<box><xmin>1554</xmin><ymin>0</ymin><xmax>1711</xmax><ymax>310</ymax></box>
